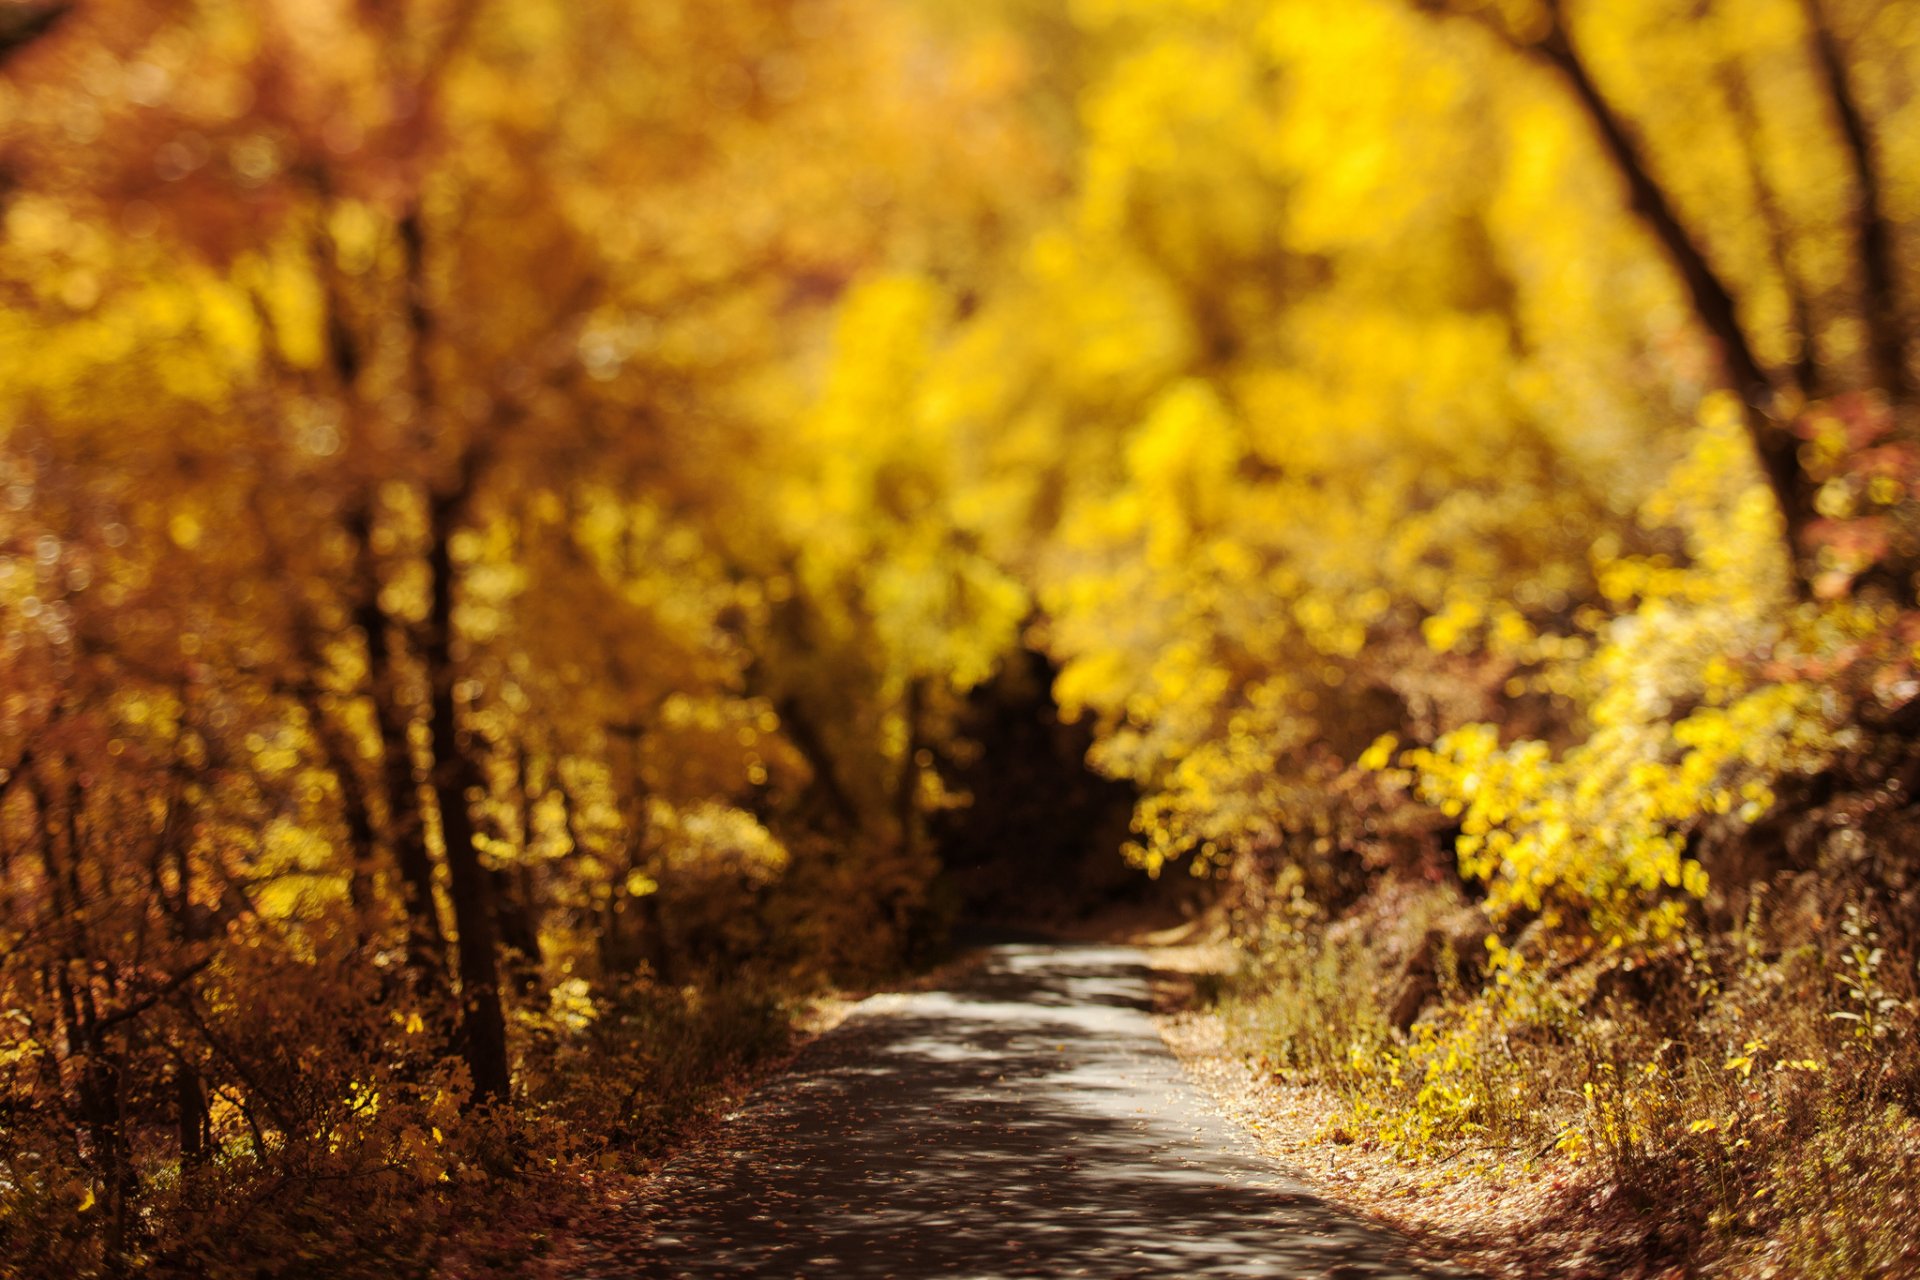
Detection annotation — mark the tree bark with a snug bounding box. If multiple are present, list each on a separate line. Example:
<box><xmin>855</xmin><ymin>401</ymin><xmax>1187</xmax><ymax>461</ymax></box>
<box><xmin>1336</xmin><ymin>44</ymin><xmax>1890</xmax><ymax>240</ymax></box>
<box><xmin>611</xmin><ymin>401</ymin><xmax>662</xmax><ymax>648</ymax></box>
<box><xmin>422</xmin><ymin>501</ymin><xmax>511</xmax><ymax>1105</ymax></box>
<box><xmin>175</xmin><ymin>1063</ymin><xmax>207</xmax><ymax>1165</ymax></box>
<box><xmin>352</xmin><ymin>510</ymin><xmax>451</xmax><ymax>998</ymax></box>
<box><xmin>490</xmin><ymin>746</ymin><xmax>544</xmax><ymax>995</ymax></box>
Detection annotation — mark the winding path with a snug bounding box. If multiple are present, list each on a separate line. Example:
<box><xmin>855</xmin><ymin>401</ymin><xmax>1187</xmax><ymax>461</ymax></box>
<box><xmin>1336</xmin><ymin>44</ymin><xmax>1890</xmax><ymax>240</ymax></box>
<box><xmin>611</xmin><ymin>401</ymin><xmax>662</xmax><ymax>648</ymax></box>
<box><xmin>574</xmin><ymin>943</ymin><xmax>1463</xmax><ymax>1279</ymax></box>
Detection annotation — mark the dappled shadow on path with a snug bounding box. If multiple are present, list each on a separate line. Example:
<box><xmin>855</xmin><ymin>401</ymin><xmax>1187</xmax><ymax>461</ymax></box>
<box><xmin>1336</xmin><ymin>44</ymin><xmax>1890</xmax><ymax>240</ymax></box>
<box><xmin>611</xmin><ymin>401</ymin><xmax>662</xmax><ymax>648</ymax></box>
<box><xmin>581</xmin><ymin>945</ymin><xmax>1466</xmax><ymax>1279</ymax></box>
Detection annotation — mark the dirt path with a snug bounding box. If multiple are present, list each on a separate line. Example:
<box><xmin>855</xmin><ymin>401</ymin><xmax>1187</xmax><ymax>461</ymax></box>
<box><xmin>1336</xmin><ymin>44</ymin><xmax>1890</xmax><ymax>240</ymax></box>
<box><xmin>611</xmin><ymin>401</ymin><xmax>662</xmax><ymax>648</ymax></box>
<box><xmin>567</xmin><ymin>943</ymin><xmax>1466</xmax><ymax>1278</ymax></box>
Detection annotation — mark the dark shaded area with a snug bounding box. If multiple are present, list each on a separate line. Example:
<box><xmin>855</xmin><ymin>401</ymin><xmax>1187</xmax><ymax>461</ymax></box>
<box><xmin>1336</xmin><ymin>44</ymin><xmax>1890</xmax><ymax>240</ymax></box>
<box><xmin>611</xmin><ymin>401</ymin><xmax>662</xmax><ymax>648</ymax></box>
<box><xmin>932</xmin><ymin>649</ymin><xmax>1146</xmax><ymax>926</ymax></box>
<box><xmin>577</xmin><ymin>944</ymin><xmax>1466</xmax><ymax>1279</ymax></box>
<box><xmin>0</xmin><ymin>3</ymin><xmax>69</xmax><ymax>67</ymax></box>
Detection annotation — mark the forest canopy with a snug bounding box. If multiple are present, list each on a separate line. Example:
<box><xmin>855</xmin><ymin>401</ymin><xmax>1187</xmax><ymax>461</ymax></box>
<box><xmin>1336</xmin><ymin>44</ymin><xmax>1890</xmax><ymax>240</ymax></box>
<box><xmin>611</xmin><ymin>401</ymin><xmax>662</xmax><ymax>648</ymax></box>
<box><xmin>3</xmin><ymin>0</ymin><xmax>1918</xmax><ymax>1274</ymax></box>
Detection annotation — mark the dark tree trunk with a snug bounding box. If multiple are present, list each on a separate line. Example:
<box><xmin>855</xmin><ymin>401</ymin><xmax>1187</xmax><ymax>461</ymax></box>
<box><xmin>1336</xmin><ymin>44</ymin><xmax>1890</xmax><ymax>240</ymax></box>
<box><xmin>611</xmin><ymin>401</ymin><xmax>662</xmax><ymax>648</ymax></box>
<box><xmin>896</xmin><ymin>677</ymin><xmax>925</xmax><ymax>865</ymax></box>
<box><xmin>175</xmin><ymin>1063</ymin><xmax>207</xmax><ymax>1164</ymax></box>
<box><xmin>487</xmin><ymin>749</ymin><xmax>544</xmax><ymax>997</ymax></box>
<box><xmin>423</xmin><ymin>503</ymin><xmax>511</xmax><ymax>1106</ymax></box>
<box><xmin>292</xmin><ymin>680</ymin><xmax>382</xmax><ymax>942</ymax></box>
<box><xmin>494</xmin><ymin>745</ymin><xmax>545</xmax><ymax>994</ymax></box>
<box><xmin>352</xmin><ymin>511</ymin><xmax>451</xmax><ymax>998</ymax></box>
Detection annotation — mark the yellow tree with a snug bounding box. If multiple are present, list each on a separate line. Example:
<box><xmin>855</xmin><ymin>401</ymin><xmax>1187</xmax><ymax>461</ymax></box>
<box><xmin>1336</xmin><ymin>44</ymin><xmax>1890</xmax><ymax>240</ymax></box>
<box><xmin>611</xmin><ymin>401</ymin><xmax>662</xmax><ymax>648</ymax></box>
<box><xmin>0</xmin><ymin>0</ymin><xmax>1050</xmax><ymax>1263</ymax></box>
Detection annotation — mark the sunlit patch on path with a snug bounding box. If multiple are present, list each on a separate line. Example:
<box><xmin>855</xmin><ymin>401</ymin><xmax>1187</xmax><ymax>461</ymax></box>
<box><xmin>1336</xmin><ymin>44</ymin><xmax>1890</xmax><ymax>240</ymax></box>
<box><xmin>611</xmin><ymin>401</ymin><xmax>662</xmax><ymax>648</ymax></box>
<box><xmin>572</xmin><ymin>944</ymin><xmax>1468</xmax><ymax>1278</ymax></box>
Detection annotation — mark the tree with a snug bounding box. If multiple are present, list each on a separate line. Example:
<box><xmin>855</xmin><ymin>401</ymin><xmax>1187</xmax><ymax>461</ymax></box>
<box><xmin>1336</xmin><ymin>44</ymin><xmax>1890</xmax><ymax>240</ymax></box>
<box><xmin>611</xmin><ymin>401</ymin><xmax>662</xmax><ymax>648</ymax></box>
<box><xmin>1412</xmin><ymin>0</ymin><xmax>1916</xmax><ymax>583</ymax></box>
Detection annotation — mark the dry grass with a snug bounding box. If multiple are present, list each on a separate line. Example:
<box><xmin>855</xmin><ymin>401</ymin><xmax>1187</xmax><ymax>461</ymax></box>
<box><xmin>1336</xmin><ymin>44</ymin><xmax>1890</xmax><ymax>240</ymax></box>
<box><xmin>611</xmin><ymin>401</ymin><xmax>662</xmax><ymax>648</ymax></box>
<box><xmin>1146</xmin><ymin>879</ymin><xmax>1920</xmax><ymax>1279</ymax></box>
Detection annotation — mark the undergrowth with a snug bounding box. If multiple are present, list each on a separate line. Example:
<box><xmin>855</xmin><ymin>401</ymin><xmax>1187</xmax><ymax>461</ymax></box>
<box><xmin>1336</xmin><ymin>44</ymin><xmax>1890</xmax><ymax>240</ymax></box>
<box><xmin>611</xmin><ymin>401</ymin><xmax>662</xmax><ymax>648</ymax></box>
<box><xmin>1223</xmin><ymin>876</ymin><xmax>1920</xmax><ymax>1276</ymax></box>
<box><xmin>3</xmin><ymin>977</ymin><xmax>801</xmax><ymax>1280</ymax></box>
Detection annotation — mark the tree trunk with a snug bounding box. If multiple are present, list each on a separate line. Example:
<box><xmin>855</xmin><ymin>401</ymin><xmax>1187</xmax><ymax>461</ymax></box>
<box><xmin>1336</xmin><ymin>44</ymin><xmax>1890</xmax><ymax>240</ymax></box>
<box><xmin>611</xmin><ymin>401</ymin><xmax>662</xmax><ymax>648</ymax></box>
<box><xmin>896</xmin><ymin>677</ymin><xmax>925</xmax><ymax>865</ymax></box>
<box><xmin>352</xmin><ymin>511</ymin><xmax>451</xmax><ymax>998</ymax></box>
<box><xmin>175</xmin><ymin>1063</ymin><xmax>207</xmax><ymax>1164</ymax></box>
<box><xmin>292</xmin><ymin>681</ymin><xmax>382</xmax><ymax>943</ymax></box>
<box><xmin>488</xmin><ymin>750</ymin><xmax>543</xmax><ymax>996</ymax></box>
<box><xmin>422</xmin><ymin>503</ymin><xmax>512</xmax><ymax>1105</ymax></box>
